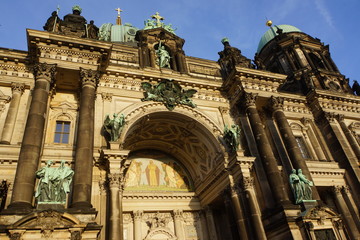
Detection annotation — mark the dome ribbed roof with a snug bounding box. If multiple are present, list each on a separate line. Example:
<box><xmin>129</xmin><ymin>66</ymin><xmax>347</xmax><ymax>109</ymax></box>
<box><xmin>257</xmin><ymin>25</ymin><xmax>302</xmax><ymax>53</ymax></box>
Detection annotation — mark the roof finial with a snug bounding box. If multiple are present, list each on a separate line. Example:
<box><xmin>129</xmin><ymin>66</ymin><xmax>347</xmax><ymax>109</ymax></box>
<box><xmin>266</xmin><ymin>18</ymin><xmax>273</xmax><ymax>27</ymax></box>
<box><xmin>151</xmin><ymin>12</ymin><xmax>164</xmax><ymax>27</ymax></box>
<box><xmin>115</xmin><ymin>7</ymin><xmax>123</xmax><ymax>25</ymax></box>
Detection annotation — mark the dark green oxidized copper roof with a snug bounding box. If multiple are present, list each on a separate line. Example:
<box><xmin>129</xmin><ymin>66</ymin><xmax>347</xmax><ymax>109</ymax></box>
<box><xmin>257</xmin><ymin>24</ymin><xmax>302</xmax><ymax>53</ymax></box>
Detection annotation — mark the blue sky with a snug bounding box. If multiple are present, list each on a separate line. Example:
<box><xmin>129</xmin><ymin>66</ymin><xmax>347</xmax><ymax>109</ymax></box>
<box><xmin>0</xmin><ymin>0</ymin><xmax>359</xmax><ymax>84</ymax></box>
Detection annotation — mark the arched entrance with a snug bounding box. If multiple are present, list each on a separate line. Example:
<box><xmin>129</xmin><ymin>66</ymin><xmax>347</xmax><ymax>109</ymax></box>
<box><xmin>120</xmin><ymin>108</ymin><xmax>225</xmax><ymax>240</ymax></box>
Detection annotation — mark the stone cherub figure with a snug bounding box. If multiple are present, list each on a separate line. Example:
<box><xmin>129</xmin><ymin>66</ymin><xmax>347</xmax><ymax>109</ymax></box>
<box><xmin>103</xmin><ymin>113</ymin><xmax>126</xmax><ymax>142</ymax></box>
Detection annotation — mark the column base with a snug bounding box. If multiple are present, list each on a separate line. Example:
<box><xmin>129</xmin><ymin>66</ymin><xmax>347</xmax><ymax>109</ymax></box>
<box><xmin>0</xmin><ymin>140</ymin><xmax>10</xmax><ymax>145</ymax></box>
<box><xmin>68</xmin><ymin>201</ymin><xmax>95</xmax><ymax>212</ymax></box>
<box><xmin>2</xmin><ymin>201</ymin><xmax>33</xmax><ymax>214</ymax></box>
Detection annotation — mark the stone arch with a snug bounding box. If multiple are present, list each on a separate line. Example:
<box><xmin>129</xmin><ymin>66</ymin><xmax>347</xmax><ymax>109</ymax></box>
<box><xmin>144</xmin><ymin>228</ymin><xmax>177</xmax><ymax>240</ymax></box>
<box><xmin>119</xmin><ymin>101</ymin><xmax>225</xmax><ymax>182</ymax></box>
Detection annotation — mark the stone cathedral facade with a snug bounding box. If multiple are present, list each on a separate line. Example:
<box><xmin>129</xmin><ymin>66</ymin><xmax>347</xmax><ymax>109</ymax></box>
<box><xmin>0</xmin><ymin>6</ymin><xmax>359</xmax><ymax>240</ymax></box>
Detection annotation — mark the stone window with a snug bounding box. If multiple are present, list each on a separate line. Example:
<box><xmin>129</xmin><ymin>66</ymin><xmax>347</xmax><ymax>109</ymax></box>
<box><xmin>295</xmin><ymin>136</ymin><xmax>311</xmax><ymax>159</ymax></box>
<box><xmin>54</xmin><ymin>121</ymin><xmax>70</xmax><ymax>144</ymax></box>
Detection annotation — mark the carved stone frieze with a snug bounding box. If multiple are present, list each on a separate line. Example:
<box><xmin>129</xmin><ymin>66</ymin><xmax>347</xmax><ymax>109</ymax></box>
<box><xmin>0</xmin><ymin>63</ymin><xmax>31</xmax><ymax>78</ymax></box>
<box><xmin>79</xmin><ymin>68</ymin><xmax>100</xmax><ymax>89</ymax></box>
<box><xmin>111</xmin><ymin>51</ymin><xmax>137</xmax><ymax>63</ymax></box>
<box><xmin>188</xmin><ymin>63</ymin><xmax>221</xmax><ymax>77</ymax></box>
<box><xmin>33</xmin><ymin>63</ymin><xmax>57</xmax><ymax>83</ymax></box>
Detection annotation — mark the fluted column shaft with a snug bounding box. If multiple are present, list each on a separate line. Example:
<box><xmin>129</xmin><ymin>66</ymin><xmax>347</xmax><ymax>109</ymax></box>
<box><xmin>333</xmin><ymin>186</ymin><xmax>360</xmax><ymax>239</ymax></box>
<box><xmin>1</xmin><ymin>83</ymin><xmax>25</xmax><ymax>144</ymax></box>
<box><xmin>108</xmin><ymin>173</ymin><xmax>122</xmax><ymax>240</ymax></box>
<box><xmin>242</xmin><ymin>93</ymin><xmax>288</xmax><ymax>203</ymax></box>
<box><xmin>229</xmin><ymin>186</ymin><xmax>249</xmax><ymax>240</ymax></box>
<box><xmin>242</xmin><ymin>177</ymin><xmax>267</xmax><ymax>240</ymax></box>
<box><xmin>71</xmin><ymin>68</ymin><xmax>99</xmax><ymax>209</ymax></box>
<box><xmin>9</xmin><ymin>63</ymin><xmax>56</xmax><ymax>210</ymax></box>
<box><xmin>173</xmin><ymin>210</ymin><xmax>185</xmax><ymax>240</ymax></box>
<box><xmin>133</xmin><ymin>210</ymin><xmax>143</xmax><ymax>240</ymax></box>
<box><xmin>269</xmin><ymin>96</ymin><xmax>320</xmax><ymax>200</ymax></box>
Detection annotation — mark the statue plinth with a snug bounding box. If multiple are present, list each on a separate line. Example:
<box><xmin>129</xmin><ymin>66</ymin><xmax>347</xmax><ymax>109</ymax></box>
<box><xmin>109</xmin><ymin>141</ymin><xmax>119</xmax><ymax>150</ymax></box>
<box><xmin>37</xmin><ymin>203</ymin><xmax>65</xmax><ymax>211</ymax></box>
<box><xmin>300</xmin><ymin>200</ymin><xmax>317</xmax><ymax>212</ymax></box>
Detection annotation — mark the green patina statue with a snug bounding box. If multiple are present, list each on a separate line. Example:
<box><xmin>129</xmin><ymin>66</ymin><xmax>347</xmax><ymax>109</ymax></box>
<box><xmin>35</xmin><ymin>160</ymin><xmax>74</xmax><ymax>204</ymax></box>
<box><xmin>289</xmin><ymin>168</ymin><xmax>313</xmax><ymax>204</ymax></box>
<box><xmin>156</xmin><ymin>42</ymin><xmax>171</xmax><ymax>68</ymax></box>
<box><xmin>104</xmin><ymin>113</ymin><xmax>126</xmax><ymax>141</ymax></box>
<box><xmin>141</xmin><ymin>79</ymin><xmax>197</xmax><ymax>111</ymax></box>
<box><xmin>143</xmin><ymin>12</ymin><xmax>177</xmax><ymax>35</ymax></box>
<box><xmin>223</xmin><ymin>124</ymin><xmax>241</xmax><ymax>152</ymax></box>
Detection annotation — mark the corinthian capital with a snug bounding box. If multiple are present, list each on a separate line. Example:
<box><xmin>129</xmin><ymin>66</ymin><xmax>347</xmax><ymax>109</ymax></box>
<box><xmin>11</xmin><ymin>83</ymin><xmax>25</xmax><ymax>94</ymax></box>
<box><xmin>79</xmin><ymin>68</ymin><xmax>100</xmax><ymax>89</ymax></box>
<box><xmin>268</xmin><ymin>96</ymin><xmax>284</xmax><ymax>112</ymax></box>
<box><xmin>240</xmin><ymin>92</ymin><xmax>258</xmax><ymax>108</ymax></box>
<box><xmin>33</xmin><ymin>63</ymin><xmax>57</xmax><ymax>83</ymax></box>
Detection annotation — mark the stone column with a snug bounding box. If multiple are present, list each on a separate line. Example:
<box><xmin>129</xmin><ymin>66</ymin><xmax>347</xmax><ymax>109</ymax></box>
<box><xmin>332</xmin><ymin>186</ymin><xmax>360</xmax><ymax>240</ymax></box>
<box><xmin>229</xmin><ymin>185</ymin><xmax>249</xmax><ymax>240</ymax></box>
<box><xmin>1</xmin><ymin>83</ymin><xmax>24</xmax><ymax>144</ymax></box>
<box><xmin>199</xmin><ymin>210</ymin><xmax>210</xmax><ymax>240</ymax></box>
<box><xmin>204</xmin><ymin>206</ymin><xmax>218</xmax><ymax>240</ymax></box>
<box><xmin>241</xmin><ymin>177</ymin><xmax>267</xmax><ymax>240</ymax></box>
<box><xmin>173</xmin><ymin>210</ymin><xmax>185</xmax><ymax>240</ymax></box>
<box><xmin>8</xmin><ymin>63</ymin><xmax>56</xmax><ymax>210</ymax></box>
<box><xmin>133</xmin><ymin>210</ymin><xmax>143</xmax><ymax>240</ymax></box>
<box><xmin>241</xmin><ymin>92</ymin><xmax>288</xmax><ymax>203</ymax></box>
<box><xmin>108</xmin><ymin>173</ymin><xmax>122</xmax><ymax>240</ymax></box>
<box><xmin>336</xmin><ymin>114</ymin><xmax>360</xmax><ymax>160</ymax></box>
<box><xmin>268</xmin><ymin>96</ymin><xmax>320</xmax><ymax>200</ymax></box>
<box><xmin>70</xmin><ymin>68</ymin><xmax>99</xmax><ymax>210</ymax></box>
<box><xmin>101</xmin><ymin>149</ymin><xmax>130</xmax><ymax>240</ymax></box>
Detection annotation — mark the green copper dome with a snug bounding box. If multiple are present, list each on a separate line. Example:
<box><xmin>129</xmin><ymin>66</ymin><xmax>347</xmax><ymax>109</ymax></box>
<box><xmin>257</xmin><ymin>25</ymin><xmax>302</xmax><ymax>53</ymax></box>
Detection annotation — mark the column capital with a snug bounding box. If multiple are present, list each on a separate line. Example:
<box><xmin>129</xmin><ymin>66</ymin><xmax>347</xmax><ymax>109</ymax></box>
<box><xmin>335</xmin><ymin>114</ymin><xmax>345</xmax><ymax>123</ymax></box>
<box><xmin>101</xmin><ymin>92</ymin><xmax>113</xmax><ymax>102</ymax></box>
<box><xmin>332</xmin><ymin>185</ymin><xmax>343</xmax><ymax>194</ymax></box>
<box><xmin>79</xmin><ymin>68</ymin><xmax>100</xmax><ymax>89</ymax></box>
<box><xmin>240</xmin><ymin>176</ymin><xmax>254</xmax><ymax>190</ymax></box>
<box><xmin>11</xmin><ymin>83</ymin><xmax>25</xmax><ymax>94</ymax></box>
<box><xmin>108</xmin><ymin>172</ymin><xmax>122</xmax><ymax>188</ymax></box>
<box><xmin>133</xmin><ymin>210</ymin><xmax>143</xmax><ymax>221</ymax></box>
<box><xmin>268</xmin><ymin>95</ymin><xmax>284</xmax><ymax>112</ymax></box>
<box><xmin>33</xmin><ymin>63</ymin><xmax>57</xmax><ymax>83</ymax></box>
<box><xmin>324</xmin><ymin>112</ymin><xmax>336</xmax><ymax>123</ymax></box>
<box><xmin>240</xmin><ymin>92</ymin><xmax>258</xmax><ymax>109</ymax></box>
<box><xmin>301</xmin><ymin>117</ymin><xmax>312</xmax><ymax>126</ymax></box>
<box><xmin>173</xmin><ymin>209</ymin><xmax>183</xmax><ymax>220</ymax></box>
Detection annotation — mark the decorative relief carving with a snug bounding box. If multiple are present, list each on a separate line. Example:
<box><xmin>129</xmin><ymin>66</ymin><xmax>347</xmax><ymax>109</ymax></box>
<box><xmin>332</xmin><ymin>185</ymin><xmax>343</xmax><ymax>194</ymax></box>
<box><xmin>70</xmin><ymin>231</ymin><xmax>82</xmax><ymax>240</ymax></box>
<box><xmin>324</xmin><ymin>112</ymin><xmax>336</xmax><ymax>123</ymax></box>
<box><xmin>33</xmin><ymin>63</ymin><xmax>57</xmax><ymax>83</ymax></box>
<box><xmin>36</xmin><ymin>210</ymin><xmax>63</xmax><ymax>230</ymax></box>
<box><xmin>9</xmin><ymin>232</ymin><xmax>24</xmax><ymax>240</ymax></box>
<box><xmin>79</xmin><ymin>68</ymin><xmax>100</xmax><ymax>89</ymax></box>
<box><xmin>241</xmin><ymin>176</ymin><xmax>254</xmax><ymax>190</ymax></box>
<box><xmin>111</xmin><ymin>51</ymin><xmax>137</xmax><ymax>63</ymax></box>
<box><xmin>188</xmin><ymin>64</ymin><xmax>221</xmax><ymax>77</ymax></box>
<box><xmin>173</xmin><ymin>209</ymin><xmax>183</xmax><ymax>220</ymax></box>
<box><xmin>133</xmin><ymin>210</ymin><xmax>143</xmax><ymax>221</ymax></box>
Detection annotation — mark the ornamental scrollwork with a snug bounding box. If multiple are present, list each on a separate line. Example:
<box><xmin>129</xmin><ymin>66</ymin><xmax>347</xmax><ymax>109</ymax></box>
<box><xmin>141</xmin><ymin>79</ymin><xmax>197</xmax><ymax>111</ymax></box>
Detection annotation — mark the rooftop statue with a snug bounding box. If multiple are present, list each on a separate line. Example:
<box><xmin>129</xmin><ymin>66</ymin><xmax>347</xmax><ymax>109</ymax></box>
<box><xmin>99</xmin><ymin>23</ymin><xmax>112</xmax><ymax>41</ymax></box>
<box><xmin>156</xmin><ymin>42</ymin><xmax>171</xmax><ymax>68</ymax></box>
<box><xmin>223</xmin><ymin>124</ymin><xmax>241</xmax><ymax>152</ymax></box>
<box><xmin>86</xmin><ymin>20</ymin><xmax>99</xmax><ymax>39</ymax></box>
<box><xmin>43</xmin><ymin>10</ymin><xmax>61</xmax><ymax>33</ymax></box>
<box><xmin>104</xmin><ymin>113</ymin><xmax>126</xmax><ymax>142</ymax></box>
<box><xmin>35</xmin><ymin>160</ymin><xmax>74</xmax><ymax>204</ymax></box>
<box><xmin>60</xmin><ymin>5</ymin><xmax>87</xmax><ymax>37</ymax></box>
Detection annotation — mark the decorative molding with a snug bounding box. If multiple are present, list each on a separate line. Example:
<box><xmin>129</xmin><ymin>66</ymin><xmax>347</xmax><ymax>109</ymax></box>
<box><xmin>111</xmin><ymin>51</ymin><xmax>137</xmax><ymax>63</ymax></box>
<box><xmin>188</xmin><ymin>63</ymin><xmax>221</xmax><ymax>77</ymax></box>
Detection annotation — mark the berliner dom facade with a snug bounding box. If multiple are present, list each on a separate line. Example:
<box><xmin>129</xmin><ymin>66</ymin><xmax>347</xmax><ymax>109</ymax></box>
<box><xmin>0</xmin><ymin>6</ymin><xmax>359</xmax><ymax>240</ymax></box>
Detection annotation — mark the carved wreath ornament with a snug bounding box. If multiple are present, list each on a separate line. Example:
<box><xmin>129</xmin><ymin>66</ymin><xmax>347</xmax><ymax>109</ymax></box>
<box><xmin>141</xmin><ymin>79</ymin><xmax>197</xmax><ymax>111</ymax></box>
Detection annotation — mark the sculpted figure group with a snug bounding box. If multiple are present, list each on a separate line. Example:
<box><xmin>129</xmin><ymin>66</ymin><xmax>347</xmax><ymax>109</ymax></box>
<box><xmin>35</xmin><ymin>160</ymin><xmax>74</xmax><ymax>204</ymax></box>
<box><xmin>289</xmin><ymin>169</ymin><xmax>314</xmax><ymax>204</ymax></box>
